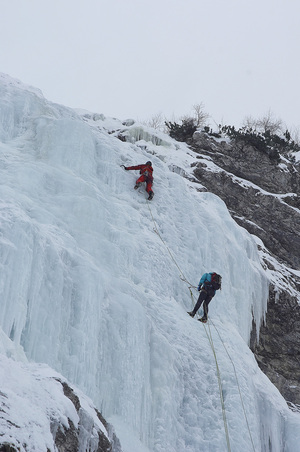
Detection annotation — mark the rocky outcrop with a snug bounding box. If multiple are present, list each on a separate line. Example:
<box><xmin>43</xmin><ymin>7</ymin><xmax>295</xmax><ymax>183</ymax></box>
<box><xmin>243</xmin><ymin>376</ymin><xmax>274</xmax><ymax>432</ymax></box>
<box><xmin>192</xmin><ymin>132</ymin><xmax>300</xmax><ymax>269</ymax></box>
<box><xmin>191</xmin><ymin>131</ymin><xmax>300</xmax><ymax>405</ymax></box>
<box><xmin>250</xmin><ymin>286</ymin><xmax>300</xmax><ymax>405</ymax></box>
<box><xmin>0</xmin><ymin>377</ymin><xmax>122</xmax><ymax>452</ymax></box>
<box><xmin>53</xmin><ymin>380</ymin><xmax>122</xmax><ymax>452</ymax></box>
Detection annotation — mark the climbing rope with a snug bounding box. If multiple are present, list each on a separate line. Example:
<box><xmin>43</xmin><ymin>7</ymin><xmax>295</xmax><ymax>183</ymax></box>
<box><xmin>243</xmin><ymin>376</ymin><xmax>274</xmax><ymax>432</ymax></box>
<box><xmin>203</xmin><ymin>321</ymin><xmax>232</xmax><ymax>452</ymax></box>
<box><xmin>146</xmin><ymin>201</ymin><xmax>197</xmax><ymax>306</ymax></box>
<box><xmin>210</xmin><ymin>319</ymin><xmax>256</xmax><ymax>452</ymax></box>
<box><xmin>147</xmin><ymin>201</ymin><xmax>231</xmax><ymax>448</ymax></box>
<box><xmin>147</xmin><ymin>201</ymin><xmax>256</xmax><ymax>452</ymax></box>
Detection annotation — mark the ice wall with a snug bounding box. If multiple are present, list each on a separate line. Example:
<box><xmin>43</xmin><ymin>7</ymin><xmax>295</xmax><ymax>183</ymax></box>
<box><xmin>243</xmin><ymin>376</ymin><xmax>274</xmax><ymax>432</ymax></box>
<box><xmin>0</xmin><ymin>74</ymin><xmax>299</xmax><ymax>452</ymax></box>
<box><xmin>0</xmin><ymin>329</ymin><xmax>114</xmax><ymax>452</ymax></box>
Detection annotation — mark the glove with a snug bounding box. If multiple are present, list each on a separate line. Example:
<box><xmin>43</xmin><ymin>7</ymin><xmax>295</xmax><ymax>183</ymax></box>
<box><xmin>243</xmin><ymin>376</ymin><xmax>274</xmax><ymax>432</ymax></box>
<box><xmin>198</xmin><ymin>284</ymin><xmax>202</xmax><ymax>291</ymax></box>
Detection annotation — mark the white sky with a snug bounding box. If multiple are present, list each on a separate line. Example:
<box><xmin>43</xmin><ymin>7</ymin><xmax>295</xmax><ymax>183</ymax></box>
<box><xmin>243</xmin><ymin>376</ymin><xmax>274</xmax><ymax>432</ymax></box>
<box><xmin>1</xmin><ymin>0</ymin><xmax>300</xmax><ymax>129</ymax></box>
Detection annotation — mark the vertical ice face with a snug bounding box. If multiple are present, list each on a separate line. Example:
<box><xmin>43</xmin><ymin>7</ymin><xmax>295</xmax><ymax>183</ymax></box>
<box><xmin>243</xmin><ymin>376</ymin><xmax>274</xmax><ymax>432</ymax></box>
<box><xmin>0</xmin><ymin>74</ymin><xmax>299</xmax><ymax>452</ymax></box>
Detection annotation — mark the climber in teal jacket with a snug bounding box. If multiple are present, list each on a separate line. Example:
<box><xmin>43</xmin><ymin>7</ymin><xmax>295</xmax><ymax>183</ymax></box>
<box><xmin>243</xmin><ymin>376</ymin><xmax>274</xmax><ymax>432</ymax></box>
<box><xmin>187</xmin><ymin>272</ymin><xmax>221</xmax><ymax>322</ymax></box>
<box><xmin>198</xmin><ymin>273</ymin><xmax>216</xmax><ymax>292</ymax></box>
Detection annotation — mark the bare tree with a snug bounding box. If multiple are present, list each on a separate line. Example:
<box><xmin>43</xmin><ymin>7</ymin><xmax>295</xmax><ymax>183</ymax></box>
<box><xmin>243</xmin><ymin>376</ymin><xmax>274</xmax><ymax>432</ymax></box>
<box><xmin>243</xmin><ymin>110</ymin><xmax>283</xmax><ymax>134</ymax></box>
<box><xmin>289</xmin><ymin>126</ymin><xmax>300</xmax><ymax>145</ymax></box>
<box><xmin>142</xmin><ymin>112</ymin><xmax>165</xmax><ymax>131</ymax></box>
<box><xmin>179</xmin><ymin>103</ymin><xmax>209</xmax><ymax>130</ymax></box>
<box><xmin>243</xmin><ymin>115</ymin><xmax>257</xmax><ymax>130</ymax></box>
<box><xmin>256</xmin><ymin>110</ymin><xmax>283</xmax><ymax>134</ymax></box>
<box><xmin>192</xmin><ymin>103</ymin><xmax>210</xmax><ymax>128</ymax></box>
<box><xmin>143</xmin><ymin>103</ymin><xmax>210</xmax><ymax>137</ymax></box>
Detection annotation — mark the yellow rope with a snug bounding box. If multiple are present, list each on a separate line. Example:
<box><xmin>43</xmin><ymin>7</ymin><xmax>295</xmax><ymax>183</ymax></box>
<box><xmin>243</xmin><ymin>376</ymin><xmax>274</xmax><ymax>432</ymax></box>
<box><xmin>202</xmin><ymin>321</ymin><xmax>232</xmax><ymax>452</ymax></box>
<box><xmin>210</xmin><ymin>319</ymin><xmax>256</xmax><ymax>452</ymax></box>
<box><xmin>147</xmin><ymin>202</ymin><xmax>197</xmax><ymax>307</ymax></box>
<box><xmin>146</xmin><ymin>201</ymin><xmax>240</xmax><ymax>451</ymax></box>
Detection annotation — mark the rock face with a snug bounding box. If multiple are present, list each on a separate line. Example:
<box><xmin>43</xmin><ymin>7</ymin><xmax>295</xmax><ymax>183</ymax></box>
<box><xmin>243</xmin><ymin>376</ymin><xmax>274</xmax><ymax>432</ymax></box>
<box><xmin>53</xmin><ymin>381</ymin><xmax>122</xmax><ymax>452</ymax></box>
<box><xmin>0</xmin><ymin>377</ymin><xmax>122</xmax><ymax>452</ymax></box>
<box><xmin>191</xmin><ymin>131</ymin><xmax>300</xmax><ymax>405</ymax></box>
<box><xmin>192</xmin><ymin>132</ymin><xmax>300</xmax><ymax>269</ymax></box>
<box><xmin>250</xmin><ymin>287</ymin><xmax>300</xmax><ymax>406</ymax></box>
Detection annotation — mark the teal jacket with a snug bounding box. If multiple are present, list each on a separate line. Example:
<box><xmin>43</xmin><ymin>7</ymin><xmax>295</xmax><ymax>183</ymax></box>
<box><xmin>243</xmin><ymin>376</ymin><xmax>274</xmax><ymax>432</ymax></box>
<box><xmin>198</xmin><ymin>272</ymin><xmax>216</xmax><ymax>295</ymax></box>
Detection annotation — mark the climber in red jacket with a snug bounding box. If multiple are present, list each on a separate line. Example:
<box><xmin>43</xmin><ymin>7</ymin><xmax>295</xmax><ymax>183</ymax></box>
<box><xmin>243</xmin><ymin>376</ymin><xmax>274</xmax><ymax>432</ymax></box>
<box><xmin>122</xmin><ymin>161</ymin><xmax>154</xmax><ymax>200</ymax></box>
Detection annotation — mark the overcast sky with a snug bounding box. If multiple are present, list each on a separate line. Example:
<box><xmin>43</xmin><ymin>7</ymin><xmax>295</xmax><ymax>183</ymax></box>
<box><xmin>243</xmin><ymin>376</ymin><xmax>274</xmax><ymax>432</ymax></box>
<box><xmin>1</xmin><ymin>0</ymin><xmax>299</xmax><ymax>130</ymax></box>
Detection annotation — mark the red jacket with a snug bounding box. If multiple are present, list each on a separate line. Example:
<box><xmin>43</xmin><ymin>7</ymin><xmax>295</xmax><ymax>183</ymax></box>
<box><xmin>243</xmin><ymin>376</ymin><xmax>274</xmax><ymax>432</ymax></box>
<box><xmin>126</xmin><ymin>164</ymin><xmax>153</xmax><ymax>179</ymax></box>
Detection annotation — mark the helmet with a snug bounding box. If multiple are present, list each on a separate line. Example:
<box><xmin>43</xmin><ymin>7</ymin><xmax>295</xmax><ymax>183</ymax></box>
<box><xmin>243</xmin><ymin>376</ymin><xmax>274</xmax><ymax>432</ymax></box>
<box><xmin>146</xmin><ymin>161</ymin><xmax>152</xmax><ymax>166</ymax></box>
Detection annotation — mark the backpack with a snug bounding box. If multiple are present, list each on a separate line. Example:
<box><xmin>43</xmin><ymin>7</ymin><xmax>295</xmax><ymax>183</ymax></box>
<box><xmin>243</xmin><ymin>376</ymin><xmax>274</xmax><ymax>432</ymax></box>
<box><xmin>211</xmin><ymin>272</ymin><xmax>222</xmax><ymax>290</ymax></box>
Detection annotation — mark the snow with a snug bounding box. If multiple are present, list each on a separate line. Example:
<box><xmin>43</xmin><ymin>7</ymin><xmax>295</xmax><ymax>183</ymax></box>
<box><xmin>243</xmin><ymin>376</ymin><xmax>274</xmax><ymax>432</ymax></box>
<box><xmin>293</xmin><ymin>151</ymin><xmax>300</xmax><ymax>163</ymax></box>
<box><xmin>253</xmin><ymin>235</ymin><xmax>300</xmax><ymax>303</ymax></box>
<box><xmin>0</xmin><ymin>73</ymin><xmax>300</xmax><ymax>451</ymax></box>
<box><xmin>0</xmin><ymin>331</ymin><xmax>110</xmax><ymax>451</ymax></box>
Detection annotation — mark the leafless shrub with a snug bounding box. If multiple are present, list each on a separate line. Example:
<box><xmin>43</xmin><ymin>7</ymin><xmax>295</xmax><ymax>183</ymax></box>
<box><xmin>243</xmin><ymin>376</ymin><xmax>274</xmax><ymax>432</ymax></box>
<box><xmin>179</xmin><ymin>103</ymin><xmax>210</xmax><ymax>129</ymax></box>
<box><xmin>141</xmin><ymin>112</ymin><xmax>166</xmax><ymax>131</ymax></box>
<box><xmin>192</xmin><ymin>103</ymin><xmax>210</xmax><ymax>128</ymax></box>
<box><xmin>243</xmin><ymin>110</ymin><xmax>283</xmax><ymax>134</ymax></box>
<box><xmin>289</xmin><ymin>126</ymin><xmax>300</xmax><ymax>145</ymax></box>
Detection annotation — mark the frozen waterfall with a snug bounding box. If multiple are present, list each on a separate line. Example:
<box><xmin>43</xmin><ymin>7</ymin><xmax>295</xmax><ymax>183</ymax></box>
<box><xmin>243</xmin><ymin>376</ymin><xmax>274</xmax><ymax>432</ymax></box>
<box><xmin>0</xmin><ymin>73</ymin><xmax>300</xmax><ymax>451</ymax></box>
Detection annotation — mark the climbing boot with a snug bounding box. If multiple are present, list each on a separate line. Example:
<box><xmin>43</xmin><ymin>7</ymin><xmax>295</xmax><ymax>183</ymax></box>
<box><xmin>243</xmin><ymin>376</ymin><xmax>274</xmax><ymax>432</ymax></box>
<box><xmin>187</xmin><ymin>311</ymin><xmax>195</xmax><ymax>318</ymax></box>
<box><xmin>134</xmin><ymin>183</ymin><xmax>141</xmax><ymax>190</ymax></box>
<box><xmin>198</xmin><ymin>317</ymin><xmax>207</xmax><ymax>323</ymax></box>
<box><xmin>148</xmin><ymin>191</ymin><xmax>154</xmax><ymax>200</ymax></box>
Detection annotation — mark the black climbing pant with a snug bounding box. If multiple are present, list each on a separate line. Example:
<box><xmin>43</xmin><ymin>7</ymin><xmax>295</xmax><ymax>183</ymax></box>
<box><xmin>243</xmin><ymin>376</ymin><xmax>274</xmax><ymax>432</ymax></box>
<box><xmin>192</xmin><ymin>288</ymin><xmax>214</xmax><ymax>319</ymax></box>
